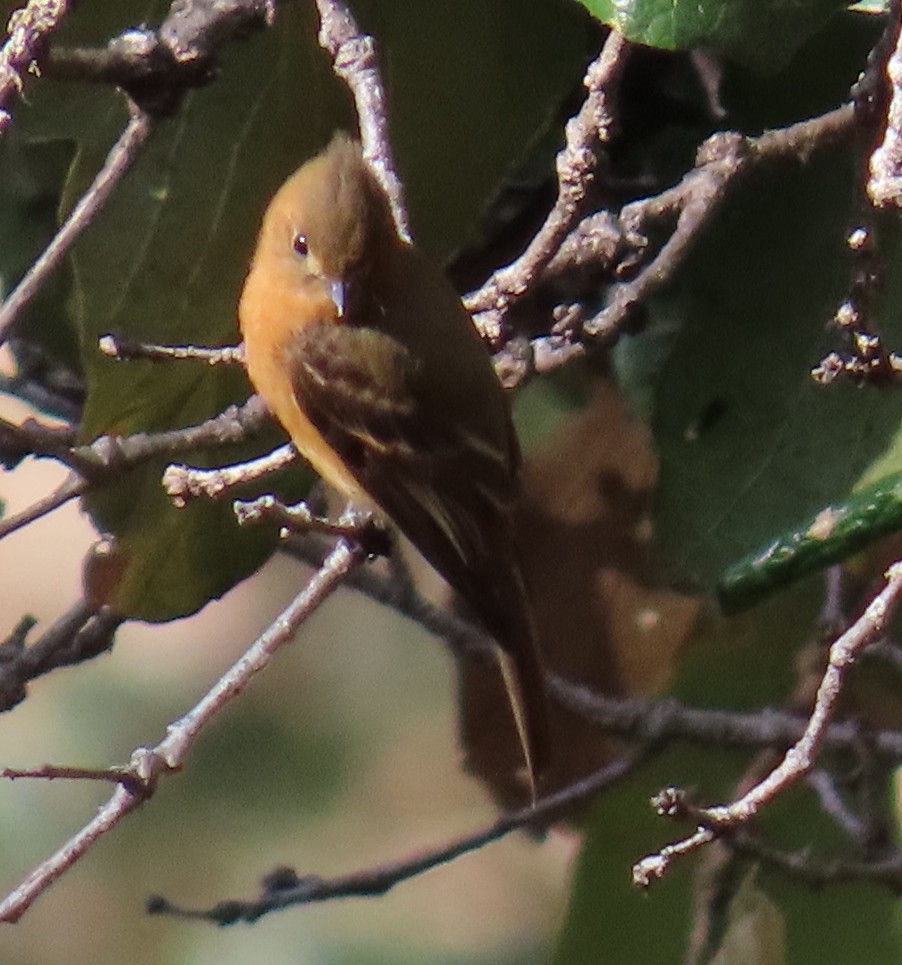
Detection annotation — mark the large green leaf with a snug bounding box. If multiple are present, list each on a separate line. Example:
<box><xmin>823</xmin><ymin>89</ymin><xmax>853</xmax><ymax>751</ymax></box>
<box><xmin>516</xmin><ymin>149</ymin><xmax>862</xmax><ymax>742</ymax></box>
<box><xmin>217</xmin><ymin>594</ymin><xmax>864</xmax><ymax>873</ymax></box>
<box><xmin>640</xmin><ymin>19</ymin><xmax>902</xmax><ymax>594</ymax></box>
<box><xmin>351</xmin><ymin>0</ymin><xmax>592</xmax><ymax>259</ymax></box>
<box><xmin>651</xmin><ymin>152</ymin><xmax>899</xmax><ymax>592</ymax></box>
<box><xmin>0</xmin><ymin>136</ymin><xmax>77</xmax><ymax>370</ymax></box>
<box><xmin>576</xmin><ymin>0</ymin><xmax>850</xmax><ymax>72</ymax></box>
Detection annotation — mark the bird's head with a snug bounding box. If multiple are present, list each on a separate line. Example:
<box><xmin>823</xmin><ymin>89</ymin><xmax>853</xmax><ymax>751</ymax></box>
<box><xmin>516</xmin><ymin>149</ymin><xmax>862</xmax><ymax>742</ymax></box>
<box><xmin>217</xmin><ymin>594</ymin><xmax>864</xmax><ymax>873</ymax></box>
<box><xmin>255</xmin><ymin>132</ymin><xmax>396</xmax><ymax>319</ymax></box>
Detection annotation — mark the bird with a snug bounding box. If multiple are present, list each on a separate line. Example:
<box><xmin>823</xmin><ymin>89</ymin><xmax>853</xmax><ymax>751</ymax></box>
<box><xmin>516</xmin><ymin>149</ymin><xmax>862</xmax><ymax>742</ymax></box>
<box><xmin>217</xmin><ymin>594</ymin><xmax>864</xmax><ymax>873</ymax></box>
<box><xmin>238</xmin><ymin>132</ymin><xmax>550</xmax><ymax>792</ymax></box>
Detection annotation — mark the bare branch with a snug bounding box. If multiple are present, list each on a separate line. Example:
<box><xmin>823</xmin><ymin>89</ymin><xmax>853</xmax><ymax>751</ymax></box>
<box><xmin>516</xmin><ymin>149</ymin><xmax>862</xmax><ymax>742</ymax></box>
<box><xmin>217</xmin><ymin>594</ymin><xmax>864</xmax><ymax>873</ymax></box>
<box><xmin>0</xmin><ymin>602</ymin><xmax>120</xmax><ymax>712</ymax></box>
<box><xmin>544</xmin><ymin>209</ymin><xmax>626</xmax><ymax>278</ymax></box>
<box><xmin>282</xmin><ymin>531</ymin><xmax>491</xmax><ymax>652</ymax></box>
<box><xmin>158</xmin><ymin>0</ymin><xmax>276</xmax><ymax>63</ymax></box>
<box><xmin>314</xmin><ymin>0</ymin><xmax>409</xmax><ymax>241</ymax></box>
<box><xmin>3</xmin><ymin>763</ymin><xmax>135</xmax><ymax>785</ymax></box>
<box><xmin>806</xmin><ymin>770</ymin><xmax>872</xmax><ymax>846</ymax></box>
<box><xmin>46</xmin><ymin>0</ymin><xmax>277</xmax><ymax>114</ymax></box>
<box><xmin>483</xmin><ymin>103</ymin><xmax>856</xmax><ymax>388</ymax></box>
<box><xmin>0</xmin><ymin>396</ymin><xmax>269</xmax><ymax>541</ymax></box>
<box><xmin>283</xmin><ymin>535</ymin><xmax>902</xmax><ymax>766</ymax></box>
<box><xmin>99</xmin><ymin>333</ymin><xmax>245</xmax><ymax>366</ymax></box>
<box><xmin>731</xmin><ymin>830</ymin><xmax>902</xmax><ymax>890</ymax></box>
<box><xmin>492</xmin><ymin>323</ymin><xmax>588</xmax><ymax>390</ymax></box>
<box><xmin>148</xmin><ymin>750</ymin><xmax>643</xmax><ymax>924</ymax></box>
<box><xmin>633</xmin><ymin>561</ymin><xmax>902</xmax><ymax>888</ymax></box>
<box><xmin>0</xmin><ymin>0</ymin><xmax>70</xmax><ymax>132</ymax></box>
<box><xmin>0</xmin><ymin>781</ymin><xmax>147</xmax><ymax>923</ymax></box>
<box><xmin>0</xmin><ymin>414</ymin><xmax>77</xmax><ymax>466</ymax></box>
<box><xmin>0</xmin><ymin>104</ymin><xmax>154</xmax><ymax>348</ymax></box>
<box><xmin>234</xmin><ymin>495</ymin><xmax>391</xmax><ymax>557</ymax></box>
<box><xmin>465</xmin><ymin>30</ymin><xmax>631</xmax><ymax>343</ymax></box>
<box><xmin>0</xmin><ymin>369</ymin><xmax>82</xmax><ymax>423</ymax></box>
<box><xmin>0</xmin><ymin>470</ymin><xmax>82</xmax><ymax>540</ymax></box>
<box><xmin>79</xmin><ymin>395</ymin><xmax>269</xmax><ymax>468</ymax></box>
<box><xmin>0</xmin><ymin>539</ymin><xmax>362</xmax><ymax>922</ymax></box>
<box><xmin>163</xmin><ymin>441</ymin><xmax>296</xmax><ymax>505</ymax></box>
<box><xmin>584</xmin><ymin>104</ymin><xmax>856</xmax><ymax>344</ymax></box>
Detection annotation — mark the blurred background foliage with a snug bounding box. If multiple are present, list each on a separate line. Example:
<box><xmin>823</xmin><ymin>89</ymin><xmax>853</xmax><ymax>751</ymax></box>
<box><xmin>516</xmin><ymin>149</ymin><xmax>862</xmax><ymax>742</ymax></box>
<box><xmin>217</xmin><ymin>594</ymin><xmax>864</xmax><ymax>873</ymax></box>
<box><xmin>2</xmin><ymin>0</ymin><xmax>902</xmax><ymax>963</ymax></box>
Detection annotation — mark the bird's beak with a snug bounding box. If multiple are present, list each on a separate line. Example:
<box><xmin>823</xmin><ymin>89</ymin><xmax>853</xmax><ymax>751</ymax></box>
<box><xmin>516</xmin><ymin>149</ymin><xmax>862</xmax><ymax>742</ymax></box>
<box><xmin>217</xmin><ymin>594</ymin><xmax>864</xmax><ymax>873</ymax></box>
<box><xmin>328</xmin><ymin>277</ymin><xmax>346</xmax><ymax>319</ymax></box>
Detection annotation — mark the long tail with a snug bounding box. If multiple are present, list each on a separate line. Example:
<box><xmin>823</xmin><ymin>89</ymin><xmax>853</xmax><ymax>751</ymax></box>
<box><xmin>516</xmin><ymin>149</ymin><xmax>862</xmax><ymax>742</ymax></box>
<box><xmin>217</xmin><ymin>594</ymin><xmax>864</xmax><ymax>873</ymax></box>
<box><xmin>480</xmin><ymin>559</ymin><xmax>551</xmax><ymax>800</ymax></box>
<box><xmin>495</xmin><ymin>633</ymin><xmax>551</xmax><ymax>800</ymax></box>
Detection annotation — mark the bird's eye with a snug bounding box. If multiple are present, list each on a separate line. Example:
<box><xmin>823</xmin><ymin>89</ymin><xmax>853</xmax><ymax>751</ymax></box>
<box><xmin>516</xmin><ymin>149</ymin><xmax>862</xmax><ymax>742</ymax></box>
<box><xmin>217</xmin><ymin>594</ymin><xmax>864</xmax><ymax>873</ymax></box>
<box><xmin>292</xmin><ymin>234</ymin><xmax>309</xmax><ymax>257</ymax></box>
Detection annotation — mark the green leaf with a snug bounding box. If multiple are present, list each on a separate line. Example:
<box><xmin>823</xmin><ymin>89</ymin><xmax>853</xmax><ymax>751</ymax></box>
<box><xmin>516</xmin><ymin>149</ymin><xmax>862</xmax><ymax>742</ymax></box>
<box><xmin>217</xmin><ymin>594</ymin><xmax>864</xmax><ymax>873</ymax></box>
<box><xmin>575</xmin><ymin>0</ymin><xmax>850</xmax><ymax>72</ymax></box>
<box><xmin>650</xmin><ymin>151</ymin><xmax>902</xmax><ymax>594</ymax></box>
<box><xmin>0</xmin><ymin>135</ymin><xmax>78</xmax><ymax>370</ymax></box>
<box><xmin>350</xmin><ymin>0</ymin><xmax>592</xmax><ymax>259</ymax></box>
<box><xmin>718</xmin><ymin>470</ymin><xmax>902</xmax><ymax>613</ymax></box>
<box><xmin>643</xmin><ymin>16</ymin><xmax>902</xmax><ymax>595</ymax></box>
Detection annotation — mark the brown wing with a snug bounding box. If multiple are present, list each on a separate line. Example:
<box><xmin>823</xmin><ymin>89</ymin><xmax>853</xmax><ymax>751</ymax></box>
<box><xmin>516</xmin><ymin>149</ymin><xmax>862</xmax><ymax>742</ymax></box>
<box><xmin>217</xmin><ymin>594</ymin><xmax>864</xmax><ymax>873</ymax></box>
<box><xmin>283</xmin><ymin>320</ymin><xmax>521</xmax><ymax>639</ymax></box>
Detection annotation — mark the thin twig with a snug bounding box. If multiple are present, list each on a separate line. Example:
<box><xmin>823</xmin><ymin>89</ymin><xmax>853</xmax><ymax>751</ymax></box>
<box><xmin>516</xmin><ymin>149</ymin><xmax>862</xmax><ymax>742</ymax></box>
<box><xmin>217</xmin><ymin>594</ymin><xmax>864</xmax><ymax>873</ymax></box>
<box><xmin>584</xmin><ymin>105</ymin><xmax>856</xmax><ymax>343</ymax></box>
<box><xmin>0</xmin><ymin>104</ymin><xmax>154</xmax><ymax>347</ymax></box>
<box><xmin>234</xmin><ymin>494</ymin><xmax>390</xmax><ymax>557</ymax></box>
<box><xmin>865</xmin><ymin>637</ymin><xmax>902</xmax><ymax>673</ymax></box>
<box><xmin>283</xmin><ymin>535</ymin><xmax>902</xmax><ymax>764</ymax></box>
<box><xmin>492</xmin><ymin>331</ymin><xmax>587</xmax><ymax>391</ymax></box>
<box><xmin>482</xmin><ymin>103</ymin><xmax>856</xmax><ymax>388</ymax></box>
<box><xmin>544</xmin><ymin>674</ymin><xmax>902</xmax><ymax>763</ymax></box>
<box><xmin>314</xmin><ymin>0</ymin><xmax>410</xmax><ymax>241</ymax></box>
<box><xmin>705</xmin><ymin>563</ymin><xmax>902</xmax><ymax>820</ymax></box>
<box><xmin>633</xmin><ymin>561</ymin><xmax>902</xmax><ymax>888</ymax></box>
<box><xmin>46</xmin><ymin>0</ymin><xmax>277</xmax><ymax>114</ymax></box>
<box><xmin>99</xmin><ymin>333</ymin><xmax>245</xmax><ymax>366</ymax></box>
<box><xmin>0</xmin><ymin>782</ymin><xmax>149</xmax><ymax>923</ymax></box>
<box><xmin>0</xmin><ymin>602</ymin><xmax>121</xmax><ymax>711</ymax></box>
<box><xmin>0</xmin><ymin>539</ymin><xmax>362</xmax><ymax>922</ymax></box>
<box><xmin>0</xmin><ymin>0</ymin><xmax>70</xmax><ymax>132</ymax></box>
<box><xmin>0</xmin><ymin>414</ymin><xmax>76</xmax><ymax>467</ymax></box>
<box><xmin>163</xmin><ymin>441</ymin><xmax>296</xmax><ymax>505</ymax></box>
<box><xmin>3</xmin><ymin>764</ymin><xmax>134</xmax><ymax>784</ymax></box>
<box><xmin>731</xmin><ymin>830</ymin><xmax>902</xmax><ymax>890</ymax></box>
<box><xmin>0</xmin><ymin>396</ymin><xmax>269</xmax><ymax>541</ymax></box>
<box><xmin>0</xmin><ymin>471</ymin><xmax>82</xmax><ymax>541</ymax></box>
<box><xmin>465</xmin><ymin>30</ymin><xmax>631</xmax><ymax>343</ymax></box>
<box><xmin>806</xmin><ymin>770</ymin><xmax>871</xmax><ymax>845</ymax></box>
<box><xmin>0</xmin><ymin>370</ymin><xmax>82</xmax><ymax>423</ymax></box>
<box><xmin>282</xmin><ymin>532</ymin><xmax>491</xmax><ymax>652</ymax></box>
<box><xmin>148</xmin><ymin>750</ymin><xmax>644</xmax><ymax>924</ymax></box>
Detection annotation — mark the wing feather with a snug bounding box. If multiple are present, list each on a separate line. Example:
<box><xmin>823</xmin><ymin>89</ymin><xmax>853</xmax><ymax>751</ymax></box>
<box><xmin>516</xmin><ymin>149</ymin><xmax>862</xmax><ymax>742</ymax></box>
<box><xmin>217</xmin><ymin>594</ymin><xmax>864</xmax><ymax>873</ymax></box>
<box><xmin>284</xmin><ymin>320</ymin><xmax>517</xmax><ymax>622</ymax></box>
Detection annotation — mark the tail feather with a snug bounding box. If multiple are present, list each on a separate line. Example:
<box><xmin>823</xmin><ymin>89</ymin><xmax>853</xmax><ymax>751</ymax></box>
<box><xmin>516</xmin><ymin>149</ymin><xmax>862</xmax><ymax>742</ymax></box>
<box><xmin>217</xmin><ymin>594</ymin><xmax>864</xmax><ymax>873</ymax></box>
<box><xmin>495</xmin><ymin>643</ymin><xmax>551</xmax><ymax>800</ymax></box>
<box><xmin>480</xmin><ymin>558</ymin><xmax>551</xmax><ymax>798</ymax></box>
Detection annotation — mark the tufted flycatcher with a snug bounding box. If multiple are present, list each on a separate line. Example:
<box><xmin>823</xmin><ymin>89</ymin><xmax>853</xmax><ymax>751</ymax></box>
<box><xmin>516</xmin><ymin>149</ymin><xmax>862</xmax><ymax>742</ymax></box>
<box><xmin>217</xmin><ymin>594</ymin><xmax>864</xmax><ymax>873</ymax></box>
<box><xmin>239</xmin><ymin>133</ymin><xmax>550</xmax><ymax>790</ymax></box>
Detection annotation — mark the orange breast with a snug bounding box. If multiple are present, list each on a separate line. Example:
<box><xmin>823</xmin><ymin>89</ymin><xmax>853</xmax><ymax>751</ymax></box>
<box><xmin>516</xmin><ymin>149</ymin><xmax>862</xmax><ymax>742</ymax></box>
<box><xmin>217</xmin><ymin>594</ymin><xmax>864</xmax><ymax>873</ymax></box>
<box><xmin>239</xmin><ymin>268</ymin><xmax>368</xmax><ymax>503</ymax></box>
